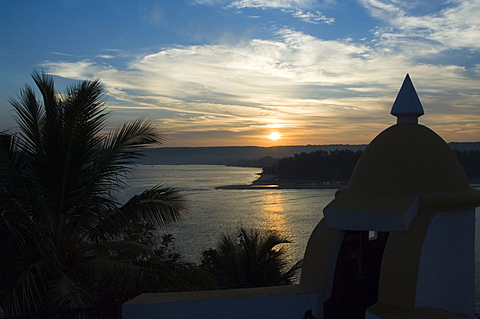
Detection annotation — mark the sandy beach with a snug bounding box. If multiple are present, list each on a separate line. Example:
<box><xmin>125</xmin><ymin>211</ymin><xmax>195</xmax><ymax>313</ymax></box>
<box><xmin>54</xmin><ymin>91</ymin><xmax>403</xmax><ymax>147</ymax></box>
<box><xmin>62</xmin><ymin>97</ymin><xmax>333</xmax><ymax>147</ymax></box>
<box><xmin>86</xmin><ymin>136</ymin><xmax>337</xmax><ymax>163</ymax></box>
<box><xmin>215</xmin><ymin>173</ymin><xmax>347</xmax><ymax>190</ymax></box>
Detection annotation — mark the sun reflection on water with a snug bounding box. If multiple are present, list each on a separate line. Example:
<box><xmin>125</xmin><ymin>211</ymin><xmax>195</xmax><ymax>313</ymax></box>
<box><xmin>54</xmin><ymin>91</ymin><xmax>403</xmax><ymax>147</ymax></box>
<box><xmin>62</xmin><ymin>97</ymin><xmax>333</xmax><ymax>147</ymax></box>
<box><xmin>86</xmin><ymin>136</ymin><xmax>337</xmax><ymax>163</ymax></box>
<box><xmin>261</xmin><ymin>191</ymin><xmax>288</xmax><ymax>233</ymax></box>
<box><xmin>260</xmin><ymin>191</ymin><xmax>299</xmax><ymax>270</ymax></box>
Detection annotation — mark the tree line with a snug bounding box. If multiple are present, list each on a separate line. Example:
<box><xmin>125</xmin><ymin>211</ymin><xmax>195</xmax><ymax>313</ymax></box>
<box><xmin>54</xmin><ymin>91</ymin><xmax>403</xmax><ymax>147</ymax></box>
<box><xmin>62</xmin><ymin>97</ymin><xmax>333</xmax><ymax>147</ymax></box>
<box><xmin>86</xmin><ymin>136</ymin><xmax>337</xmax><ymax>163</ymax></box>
<box><xmin>262</xmin><ymin>148</ymin><xmax>480</xmax><ymax>182</ymax></box>
<box><xmin>453</xmin><ymin>149</ymin><xmax>480</xmax><ymax>181</ymax></box>
<box><xmin>264</xmin><ymin>149</ymin><xmax>363</xmax><ymax>181</ymax></box>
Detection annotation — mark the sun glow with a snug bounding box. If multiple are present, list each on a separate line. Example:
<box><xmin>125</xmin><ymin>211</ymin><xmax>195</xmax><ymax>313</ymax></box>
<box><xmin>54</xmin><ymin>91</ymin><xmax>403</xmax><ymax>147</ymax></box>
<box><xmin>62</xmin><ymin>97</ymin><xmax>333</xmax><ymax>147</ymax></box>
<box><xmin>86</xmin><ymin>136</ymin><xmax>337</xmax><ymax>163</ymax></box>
<box><xmin>266</xmin><ymin>132</ymin><xmax>282</xmax><ymax>141</ymax></box>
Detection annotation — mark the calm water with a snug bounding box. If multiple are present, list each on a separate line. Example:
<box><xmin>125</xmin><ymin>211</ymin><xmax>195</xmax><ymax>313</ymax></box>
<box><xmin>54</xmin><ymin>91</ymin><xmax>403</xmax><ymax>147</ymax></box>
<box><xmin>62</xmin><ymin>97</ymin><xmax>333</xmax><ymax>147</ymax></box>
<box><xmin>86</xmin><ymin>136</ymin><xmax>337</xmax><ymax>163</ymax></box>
<box><xmin>118</xmin><ymin>164</ymin><xmax>333</xmax><ymax>265</ymax></box>
<box><xmin>117</xmin><ymin>164</ymin><xmax>480</xmax><ymax>310</ymax></box>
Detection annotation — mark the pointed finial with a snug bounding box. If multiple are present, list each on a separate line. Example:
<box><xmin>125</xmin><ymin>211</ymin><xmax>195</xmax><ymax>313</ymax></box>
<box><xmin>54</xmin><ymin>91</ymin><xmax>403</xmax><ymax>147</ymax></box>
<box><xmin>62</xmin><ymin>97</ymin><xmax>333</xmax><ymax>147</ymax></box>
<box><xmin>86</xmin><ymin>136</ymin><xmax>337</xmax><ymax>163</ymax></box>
<box><xmin>391</xmin><ymin>74</ymin><xmax>424</xmax><ymax>123</ymax></box>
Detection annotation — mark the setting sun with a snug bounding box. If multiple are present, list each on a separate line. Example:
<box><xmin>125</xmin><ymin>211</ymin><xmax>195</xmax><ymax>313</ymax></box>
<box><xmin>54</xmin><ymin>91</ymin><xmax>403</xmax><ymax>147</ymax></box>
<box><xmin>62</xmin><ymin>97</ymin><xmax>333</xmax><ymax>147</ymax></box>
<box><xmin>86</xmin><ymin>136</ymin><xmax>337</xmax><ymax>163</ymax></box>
<box><xmin>267</xmin><ymin>132</ymin><xmax>281</xmax><ymax>141</ymax></box>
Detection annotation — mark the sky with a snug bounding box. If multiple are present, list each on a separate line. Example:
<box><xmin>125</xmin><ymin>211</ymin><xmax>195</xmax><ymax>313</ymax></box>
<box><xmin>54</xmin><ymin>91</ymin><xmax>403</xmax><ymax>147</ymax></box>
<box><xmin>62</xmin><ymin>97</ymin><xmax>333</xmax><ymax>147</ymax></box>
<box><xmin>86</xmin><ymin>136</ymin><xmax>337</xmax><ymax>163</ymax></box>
<box><xmin>1</xmin><ymin>0</ymin><xmax>480</xmax><ymax>147</ymax></box>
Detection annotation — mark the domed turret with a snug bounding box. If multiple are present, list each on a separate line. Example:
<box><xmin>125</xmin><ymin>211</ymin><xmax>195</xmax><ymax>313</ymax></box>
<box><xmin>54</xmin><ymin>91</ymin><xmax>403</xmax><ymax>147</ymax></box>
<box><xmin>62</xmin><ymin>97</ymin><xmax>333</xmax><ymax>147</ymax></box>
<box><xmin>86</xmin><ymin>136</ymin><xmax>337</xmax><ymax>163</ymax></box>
<box><xmin>302</xmin><ymin>75</ymin><xmax>480</xmax><ymax>319</ymax></box>
<box><xmin>323</xmin><ymin>75</ymin><xmax>480</xmax><ymax>231</ymax></box>
<box><xmin>349</xmin><ymin>124</ymin><xmax>468</xmax><ymax>195</ymax></box>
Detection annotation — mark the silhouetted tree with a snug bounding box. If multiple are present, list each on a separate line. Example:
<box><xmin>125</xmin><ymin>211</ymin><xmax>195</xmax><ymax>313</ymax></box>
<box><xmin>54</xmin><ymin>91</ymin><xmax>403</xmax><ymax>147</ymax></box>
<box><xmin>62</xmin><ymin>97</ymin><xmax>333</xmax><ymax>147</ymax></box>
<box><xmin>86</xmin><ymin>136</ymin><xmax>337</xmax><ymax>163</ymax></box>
<box><xmin>454</xmin><ymin>149</ymin><xmax>480</xmax><ymax>181</ymax></box>
<box><xmin>0</xmin><ymin>71</ymin><xmax>207</xmax><ymax>316</ymax></box>
<box><xmin>275</xmin><ymin>149</ymin><xmax>362</xmax><ymax>181</ymax></box>
<box><xmin>201</xmin><ymin>228</ymin><xmax>301</xmax><ymax>289</ymax></box>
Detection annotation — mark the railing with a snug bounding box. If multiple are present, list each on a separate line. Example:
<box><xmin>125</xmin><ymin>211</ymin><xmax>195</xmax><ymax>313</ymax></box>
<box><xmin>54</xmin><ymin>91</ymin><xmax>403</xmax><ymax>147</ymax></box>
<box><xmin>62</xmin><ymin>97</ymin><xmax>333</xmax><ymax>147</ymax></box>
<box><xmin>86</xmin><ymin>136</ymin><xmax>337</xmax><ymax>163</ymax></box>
<box><xmin>4</xmin><ymin>301</ymin><xmax>121</xmax><ymax>319</ymax></box>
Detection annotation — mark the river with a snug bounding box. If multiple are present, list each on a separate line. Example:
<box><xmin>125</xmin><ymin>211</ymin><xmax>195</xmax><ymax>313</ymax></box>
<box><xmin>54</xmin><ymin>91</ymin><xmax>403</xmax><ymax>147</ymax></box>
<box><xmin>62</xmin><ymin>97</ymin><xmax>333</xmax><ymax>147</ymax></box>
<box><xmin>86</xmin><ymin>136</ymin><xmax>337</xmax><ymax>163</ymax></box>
<box><xmin>117</xmin><ymin>164</ymin><xmax>480</xmax><ymax>311</ymax></box>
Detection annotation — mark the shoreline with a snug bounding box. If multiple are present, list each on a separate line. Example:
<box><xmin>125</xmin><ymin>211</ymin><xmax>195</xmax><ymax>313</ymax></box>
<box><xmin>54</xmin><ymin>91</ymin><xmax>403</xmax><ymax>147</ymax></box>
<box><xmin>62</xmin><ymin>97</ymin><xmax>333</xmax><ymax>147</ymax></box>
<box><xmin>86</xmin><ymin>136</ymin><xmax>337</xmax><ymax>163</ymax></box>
<box><xmin>215</xmin><ymin>173</ymin><xmax>347</xmax><ymax>190</ymax></box>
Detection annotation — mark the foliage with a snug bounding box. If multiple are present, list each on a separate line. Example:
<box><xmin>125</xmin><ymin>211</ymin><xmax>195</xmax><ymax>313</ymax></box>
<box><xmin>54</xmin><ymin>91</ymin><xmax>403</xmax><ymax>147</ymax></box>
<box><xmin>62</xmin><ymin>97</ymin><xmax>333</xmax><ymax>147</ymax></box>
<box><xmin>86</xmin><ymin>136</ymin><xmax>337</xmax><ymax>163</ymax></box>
<box><xmin>453</xmin><ymin>149</ymin><xmax>480</xmax><ymax>181</ymax></box>
<box><xmin>0</xmin><ymin>71</ymin><xmax>205</xmax><ymax>316</ymax></box>
<box><xmin>267</xmin><ymin>148</ymin><xmax>480</xmax><ymax>182</ymax></box>
<box><xmin>264</xmin><ymin>147</ymin><xmax>480</xmax><ymax>182</ymax></box>
<box><xmin>201</xmin><ymin>228</ymin><xmax>301</xmax><ymax>289</ymax></box>
<box><xmin>274</xmin><ymin>149</ymin><xmax>363</xmax><ymax>181</ymax></box>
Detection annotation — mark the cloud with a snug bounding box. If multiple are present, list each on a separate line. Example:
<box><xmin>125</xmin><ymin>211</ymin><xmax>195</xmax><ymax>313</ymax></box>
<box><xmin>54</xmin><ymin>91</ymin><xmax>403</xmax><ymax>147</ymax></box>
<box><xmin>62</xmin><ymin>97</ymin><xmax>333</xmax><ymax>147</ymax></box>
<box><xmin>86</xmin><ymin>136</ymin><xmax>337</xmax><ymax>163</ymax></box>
<box><xmin>358</xmin><ymin>0</ymin><xmax>404</xmax><ymax>19</ymax></box>
<box><xmin>41</xmin><ymin>0</ymin><xmax>480</xmax><ymax>146</ymax></box>
<box><xmin>42</xmin><ymin>60</ymin><xmax>109</xmax><ymax>79</ymax></box>
<box><xmin>361</xmin><ymin>0</ymin><xmax>480</xmax><ymax>50</ymax></box>
<box><xmin>218</xmin><ymin>0</ymin><xmax>336</xmax><ymax>24</ymax></box>
<box><xmin>287</xmin><ymin>9</ymin><xmax>335</xmax><ymax>24</ymax></box>
<box><xmin>193</xmin><ymin>0</ymin><xmax>229</xmax><ymax>5</ymax></box>
<box><xmin>228</xmin><ymin>0</ymin><xmax>317</xmax><ymax>9</ymax></box>
<box><xmin>139</xmin><ymin>2</ymin><xmax>164</xmax><ymax>24</ymax></box>
<box><xmin>96</xmin><ymin>55</ymin><xmax>115</xmax><ymax>59</ymax></box>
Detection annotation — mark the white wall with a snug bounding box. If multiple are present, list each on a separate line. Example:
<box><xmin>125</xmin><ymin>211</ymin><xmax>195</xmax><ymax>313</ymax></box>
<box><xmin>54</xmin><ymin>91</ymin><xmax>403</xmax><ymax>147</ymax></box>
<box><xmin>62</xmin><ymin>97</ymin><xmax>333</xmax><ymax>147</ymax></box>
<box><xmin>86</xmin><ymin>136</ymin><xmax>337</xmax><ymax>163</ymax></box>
<box><xmin>415</xmin><ymin>208</ymin><xmax>475</xmax><ymax>317</ymax></box>
<box><xmin>122</xmin><ymin>285</ymin><xmax>321</xmax><ymax>319</ymax></box>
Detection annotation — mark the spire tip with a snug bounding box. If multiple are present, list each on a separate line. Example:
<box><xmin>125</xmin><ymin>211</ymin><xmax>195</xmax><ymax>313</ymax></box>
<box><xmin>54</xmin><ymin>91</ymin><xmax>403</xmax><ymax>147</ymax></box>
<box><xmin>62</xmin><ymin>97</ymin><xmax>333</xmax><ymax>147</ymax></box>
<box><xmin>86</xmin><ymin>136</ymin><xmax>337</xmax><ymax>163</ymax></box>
<box><xmin>391</xmin><ymin>74</ymin><xmax>424</xmax><ymax>124</ymax></box>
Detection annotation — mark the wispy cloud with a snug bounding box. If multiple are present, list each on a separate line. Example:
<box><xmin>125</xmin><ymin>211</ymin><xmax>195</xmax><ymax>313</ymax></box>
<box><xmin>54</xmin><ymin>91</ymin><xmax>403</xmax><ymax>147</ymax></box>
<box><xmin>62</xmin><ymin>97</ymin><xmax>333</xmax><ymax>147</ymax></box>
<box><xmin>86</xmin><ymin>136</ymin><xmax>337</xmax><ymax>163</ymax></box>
<box><xmin>228</xmin><ymin>0</ymin><xmax>317</xmax><ymax>9</ymax></box>
<box><xmin>223</xmin><ymin>0</ymin><xmax>335</xmax><ymax>24</ymax></box>
<box><xmin>362</xmin><ymin>0</ymin><xmax>480</xmax><ymax>50</ymax></box>
<box><xmin>96</xmin><ymin>55</ymin><xmax>116</xmax><ymax>59</ymax></box>
<box><xmin>287</xmin><ymin>9</ymin><xmax>334</xmax><ymax>24</ymax></box>
<box><xmin>139</xmin><ymin>2</ymin><xmax>164</xmax><ymax>24</ymax></box>
<box><xmin>40</xmin><ymin>0</ymin><xmax>480</xmax><ymax>146</ymax></box>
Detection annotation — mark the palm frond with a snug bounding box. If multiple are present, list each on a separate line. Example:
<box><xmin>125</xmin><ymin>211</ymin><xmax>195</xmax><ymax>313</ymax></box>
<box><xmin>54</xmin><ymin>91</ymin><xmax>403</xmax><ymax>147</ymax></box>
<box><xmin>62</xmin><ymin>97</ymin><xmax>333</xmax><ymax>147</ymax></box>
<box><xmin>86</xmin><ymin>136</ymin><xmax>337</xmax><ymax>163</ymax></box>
<box><xmin>76</xmin><ymin>118</ymin><xmax>164</xmax><ymax>209</ymax></box>
<box><xmin>31</xmin><ymin>70</ymin><xmax>56</xmax><ymax>116</ymax></box>
<box><xmin>2</xmin><ymin>256</ymin><xmax>58</xmax><ymax>316</ymax></box>
<box><xmin>84</xmin><ymin>240</ymin><xmax>211</xmax><ymax>296</ymax></box>
<box><xmin>120</xmin><ymin>185</ymin><xmax>185</xmax><ymax>227</ymax></box>
<box><xmin>0</xmin><ymin>135</ymin><xmax>31</xmax><ymax>208</ymax></box>
<box><xmin>44</xmin><ymin>273</ymin><xmax>93</xmax><ymax>310</ymax></box>
<box><xmin>205</xmin><ymin>227</ymin><xmax>299</xmax><ymax>288</ymax></box>
<box><xmin>102</xmin><ymin>118</ymin><xmax>163</xmax><ymax>168</ymax></box>
<box><xmin>80</xmin><ymin>240</ymin><xmax>158</xmax><ymax>296</ymax></box>
<box><xmin>9</xmin><ymin>87</ymin><xmax>43</xmax><ymax>152</ymax></box>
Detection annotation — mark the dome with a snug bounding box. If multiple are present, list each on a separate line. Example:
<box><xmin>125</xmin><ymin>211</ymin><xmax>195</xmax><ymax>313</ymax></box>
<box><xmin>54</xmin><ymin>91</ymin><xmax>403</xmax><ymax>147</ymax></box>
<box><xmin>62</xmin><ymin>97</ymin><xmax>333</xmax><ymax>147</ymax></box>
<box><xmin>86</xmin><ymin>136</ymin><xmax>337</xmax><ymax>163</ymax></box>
<box><xmin>324</xmin><ymin>122</ymin><xmax>480</xmax><ymax>231</ymax></box>
<box><xmin>348</xmin><ymin>123</ymin><xmax>469</xmax><ymax>195</ymax></box>
<box><xmin>323</xmin><ymin>75</ymin><xmax>480</xmax><ymax>231</ymax></box>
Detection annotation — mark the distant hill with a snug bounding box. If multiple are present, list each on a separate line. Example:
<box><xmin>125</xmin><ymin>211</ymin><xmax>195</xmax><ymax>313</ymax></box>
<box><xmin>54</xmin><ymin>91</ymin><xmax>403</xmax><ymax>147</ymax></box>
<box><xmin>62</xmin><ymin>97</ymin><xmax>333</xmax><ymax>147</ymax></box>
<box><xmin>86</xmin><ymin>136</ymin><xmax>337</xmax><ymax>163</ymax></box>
<box><xmin>136</xmin><ymin>142</ymin><xmax>480</xmax><ymax>166</ymax></box>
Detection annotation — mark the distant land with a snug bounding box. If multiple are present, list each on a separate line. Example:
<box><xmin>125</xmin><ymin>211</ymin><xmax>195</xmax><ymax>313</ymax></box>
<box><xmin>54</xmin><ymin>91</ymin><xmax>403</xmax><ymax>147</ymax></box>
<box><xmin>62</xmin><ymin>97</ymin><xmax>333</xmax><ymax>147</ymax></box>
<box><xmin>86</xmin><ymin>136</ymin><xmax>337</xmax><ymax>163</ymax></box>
<box><xmin>137</xmin><ymin>142</ymin><xmax>480</xmax><ymax>166</ymax></box>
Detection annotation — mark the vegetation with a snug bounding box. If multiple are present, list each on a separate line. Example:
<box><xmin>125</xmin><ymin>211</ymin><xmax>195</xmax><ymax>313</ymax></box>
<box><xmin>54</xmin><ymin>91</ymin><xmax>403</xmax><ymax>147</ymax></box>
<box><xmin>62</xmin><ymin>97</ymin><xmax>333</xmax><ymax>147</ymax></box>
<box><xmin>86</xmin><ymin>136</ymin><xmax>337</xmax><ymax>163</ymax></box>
<box><xmin>0</xmin><ymin>72</ymin><xmax>207</xmax><ymax>316</ymax></box>
<box><xmin>262</xmin><ymin>148</ymin><xmax>480</xmax><ymax>182</ymax></box>
<box><xmin>201</xmin><ymin>228</ymin><xmax>301</xmax><ymax>289</ymax></box>
<box><xmin>453</xmin><ymin>149</ymin><xmax>480</xmax><ymax>181</ymax></box>
<box><xmin>269</xmin><ymin>149</ymin><xmax>362</xmax><ymax>181</ymax></box>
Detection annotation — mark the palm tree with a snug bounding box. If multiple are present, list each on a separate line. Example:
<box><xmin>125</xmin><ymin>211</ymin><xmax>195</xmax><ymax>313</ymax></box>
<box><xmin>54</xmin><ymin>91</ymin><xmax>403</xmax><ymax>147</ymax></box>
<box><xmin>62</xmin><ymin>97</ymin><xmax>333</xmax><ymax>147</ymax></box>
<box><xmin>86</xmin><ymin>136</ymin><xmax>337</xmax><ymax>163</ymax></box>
<box><xmin>0</xmin><ymin>71</ymin><xmax>195</xmax><ymax>316</ymax></box>
<box><xmin>201</xmin><ymin>228</ymin><xmax>301</xmax><ymax>288</ymax></box>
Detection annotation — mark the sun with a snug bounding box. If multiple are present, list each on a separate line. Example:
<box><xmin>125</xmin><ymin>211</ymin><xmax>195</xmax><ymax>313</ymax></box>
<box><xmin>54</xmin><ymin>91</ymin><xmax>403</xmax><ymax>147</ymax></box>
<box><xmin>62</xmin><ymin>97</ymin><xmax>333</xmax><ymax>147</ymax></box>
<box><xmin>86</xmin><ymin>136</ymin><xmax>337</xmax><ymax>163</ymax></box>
<box><xmin>266</xmin><ymin>132</ymin><xmax>282</xmax><ymax>141</ymax></box>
